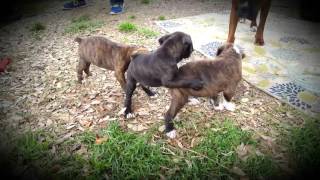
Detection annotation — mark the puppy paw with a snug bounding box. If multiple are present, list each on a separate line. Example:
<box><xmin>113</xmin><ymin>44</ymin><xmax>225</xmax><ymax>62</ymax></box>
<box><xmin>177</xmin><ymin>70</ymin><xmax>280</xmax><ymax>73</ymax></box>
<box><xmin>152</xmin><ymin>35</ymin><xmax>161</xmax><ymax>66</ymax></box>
<box><xmin>213</xmin><ymin>103</ymin><xmax>224</xmax><ymax>111</ymax></box>
<box><xmin>126</xmin><ymin>113</ymin><xmax>135</xmax><ymax>119</ymax></box>
<box><xmin>223</xmin><ymin>101</ymin><xmax>236</xmax><ymax>112</ymax></box>
<box><xmin>166</xmin><ymin>130</ymin><xmax>177</xmax><ymax>139</ymax></box>
<box><xmin>188</xmin><ymin>97</ymin><xmax>200</xmax><ymax>105</ymax></box>
<box><xmin>150</xmin><ymin>93</ymin><xmax>158</xmax><ymax>99</ymax></box>
<box><xmin>250</xmin><ymin>26</ymin><xmax>257</xmax><ymax>32</ymax></box>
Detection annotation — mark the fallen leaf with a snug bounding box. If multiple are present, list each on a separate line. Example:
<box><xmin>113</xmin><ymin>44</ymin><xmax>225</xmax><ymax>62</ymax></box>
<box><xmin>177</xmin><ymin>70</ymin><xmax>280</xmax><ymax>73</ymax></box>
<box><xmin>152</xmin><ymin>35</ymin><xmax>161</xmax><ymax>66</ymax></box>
<box><xmin>230</xmin><ymin>166</ymin><xmax>246</xmax><ymax>176</ymax></box>
<box><xmin>175</xmin><ymin>139</ymin><xmax>184</xmax><ymax>149</ymax></box>
<box><xmin>79</xmin><ymin>120</ymin><xmax>93</xmax><ymax>128</ymax></box>
<box><xmin>66</xmin><ymin>124</ymin><xmax>76</xmax><ymax>130</ymax></box>
<box><xmin>95</xmin><ymin>134</ymin><xmax>108</xmax><ymax>145</ymax></box>
<box><xmin>241</xmin><ymin>98</ymin><xmax>249</xmax><ymax>103</ymax></box>
<box><xmin>91</xmin><ymin>100</ymin><xmax>101</xmax><ymax>105</ymax></box>
<box><xmin>236</xmin><ymin>143</ymin><xmax>253</xmax><ymax>161</ymax></box>
<box><xmin>158</xmin><ymin>125</ymin><xmax>165</xmax><ymax>132</ymax></box>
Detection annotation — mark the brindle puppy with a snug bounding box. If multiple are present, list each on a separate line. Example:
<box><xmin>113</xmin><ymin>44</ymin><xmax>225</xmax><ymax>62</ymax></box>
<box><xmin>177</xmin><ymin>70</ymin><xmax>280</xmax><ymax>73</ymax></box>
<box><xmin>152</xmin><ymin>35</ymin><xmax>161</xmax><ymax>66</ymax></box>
<box><xmin>164</xmin><ymin>43</ymin><xmax>245</xmax><ymax>138</ymax></box>
<box><xmin>122</xmin><ymin>32</ymin><xmax>204</xmax><ymax>118</ymax></box>
<box><xmin>75</xmin><ymin>36</ymin><xmax>152</xmax><ymax>95</ymax></box>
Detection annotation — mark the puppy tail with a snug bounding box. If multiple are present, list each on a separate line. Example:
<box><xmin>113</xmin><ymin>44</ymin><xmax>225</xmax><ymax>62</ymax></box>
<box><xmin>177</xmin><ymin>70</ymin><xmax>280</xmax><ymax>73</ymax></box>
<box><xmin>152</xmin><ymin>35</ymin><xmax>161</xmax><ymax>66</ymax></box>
<box><xmin>74</xmin><ymin>37</ymin><xmax>82</xmax><ymax>43</ymax></box>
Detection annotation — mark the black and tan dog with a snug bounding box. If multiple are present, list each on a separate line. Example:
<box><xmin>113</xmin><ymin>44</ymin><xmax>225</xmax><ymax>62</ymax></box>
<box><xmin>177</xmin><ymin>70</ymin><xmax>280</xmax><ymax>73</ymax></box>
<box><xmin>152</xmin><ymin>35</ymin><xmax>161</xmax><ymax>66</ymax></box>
<box><xmin>122</xmin><ymin>32</ymin><xmax>204</xmax><ymax>118</ymax></box>
<box><xmin>164</xmin><ymin>43</ymin><xmax>245</xmax><ymax>138</ymax></box>
<box><xmin>75</xmin><ymin>36</ymin><xmax>152</xmax><ymax>94</ymax></box>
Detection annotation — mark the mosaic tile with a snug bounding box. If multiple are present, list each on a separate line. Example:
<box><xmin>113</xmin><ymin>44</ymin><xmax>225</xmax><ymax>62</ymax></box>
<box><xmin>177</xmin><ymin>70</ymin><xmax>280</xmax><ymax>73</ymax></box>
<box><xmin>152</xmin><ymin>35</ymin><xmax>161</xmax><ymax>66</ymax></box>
<box><xmin>158</xmin><ymin>21</ymin><xmax>182</xmax><ymax>28</ymax></box>
<box><xmin>271</xmin><ymin>48</ymin><xmax>302</xmax><ymax>61</ymax></box>
<box><xmin>280</xmin><ymin>36</ymin><xmax>310</xmax><ymax>45</ymax></box>
<box><xmin>200</xmin><ymin>41</ymin><xmax>223</xmax><ymax>57</ymax></box>
<box><xmin>268</xmin><ymin>82</ymin><xmax>311</xmax><ymax>110</ymax></box>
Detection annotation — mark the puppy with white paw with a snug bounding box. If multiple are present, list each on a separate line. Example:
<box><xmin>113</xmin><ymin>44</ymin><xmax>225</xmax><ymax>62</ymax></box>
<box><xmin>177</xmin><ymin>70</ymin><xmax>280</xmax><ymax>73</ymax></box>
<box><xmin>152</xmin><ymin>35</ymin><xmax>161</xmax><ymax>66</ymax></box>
<box><xmin>164</xmin><ymin>43</ymin><xmax>245</xmax><ymax>137</ymax></box>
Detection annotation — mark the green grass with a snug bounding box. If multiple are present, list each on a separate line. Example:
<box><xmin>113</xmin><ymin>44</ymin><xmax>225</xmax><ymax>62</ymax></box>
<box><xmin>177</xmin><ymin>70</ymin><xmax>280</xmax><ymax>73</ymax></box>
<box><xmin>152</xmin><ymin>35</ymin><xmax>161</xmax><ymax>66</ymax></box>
<box><xmin>128</xmin><ymin>15</ymin><xmax>136</xmax><ymax>19</ymax></box>
<box><xmin>82</xmin><ymin>122</ymin><xmax>170</xmax><ymax>179</ymax></box>
<box><xmin>243</xmin><ymin>155</ymin><xmax>280</xmax><ymax>179</ymax></box>
<box><xmin>158</xmin><ymin>16</ymin><xmax>166</xmax><ymax>20</ymax></box>
<box><xmin>30</xmin><ymin>22</ymin><xmax>46</xmax><ymax>33</ymax></box>
<box><xmin>2</xmin><ymin>120</ymin><xmax>283</xmax><ymax>179</ymax></box>
<box><xmin>141</xmin><ymin>0</ymin><xmax>151</xmax><ymax>4</ymax></box>
<box><xmin>138</xmin><ymin>28</ymin><xmax>159</xmax><ymax>38</ymax></box>
<box><xmin>286</xmin><ymin>119</ymin><xmax>320</xmax><ymax>177</ymax></box>
<box><xmin>65</xmin><ymin>15</ymin><xmax>104</xmax><ymax>34</ymax></box>
<box><xmin>118</xmin><ymin>22</ymin><xmax>138</xmax><ymax>32</ymax></box>
<box><xmin>29</xmin><ymin>22</ymin><xmax>46</xmax><ymax>40</ymax></box>
<box><xmin>118</xmin><ymin>22</ymin><xmax>158</xmax><ymax>38</ymax></box>
<box><xmin>172</xmin><ymin>120</ymin><xmax>258</xmax><ymax>179</ymax></box>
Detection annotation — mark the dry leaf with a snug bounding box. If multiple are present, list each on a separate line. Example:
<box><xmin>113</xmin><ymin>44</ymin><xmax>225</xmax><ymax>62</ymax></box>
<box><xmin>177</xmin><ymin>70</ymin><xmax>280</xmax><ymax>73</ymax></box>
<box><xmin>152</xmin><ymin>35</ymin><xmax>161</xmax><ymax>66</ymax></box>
<box><xmin>158</xmin><ymin>125</ymin><xmax>165</xmax><ymax>132</ymax></box>
<box><xmin>79</xmin><ymin>120</ymin><xmax>93</xmax><ymax>128</ymax></box>
<box><xmin>241</xmin><ymin>98</ymin><xmax>249</xmax><ymax>103</ymax></box>
<box><xmin>230</xmin><ymin>166</ymin><xmax>246</xmax><ymax>176</ymax></box>
<box><xmin>236</xmin><ymin>143</ymin><xmax>253</xmax><ymax>162</ymax></box>
<box><xmin>95</xmin><ymin>134</ymin><xmax>108</xmax><ymax>145</ymax></box>
<box><xmin>175</xmin><ymin>139</ymin><xmax>184</xmax><ymax>149</ymax></box>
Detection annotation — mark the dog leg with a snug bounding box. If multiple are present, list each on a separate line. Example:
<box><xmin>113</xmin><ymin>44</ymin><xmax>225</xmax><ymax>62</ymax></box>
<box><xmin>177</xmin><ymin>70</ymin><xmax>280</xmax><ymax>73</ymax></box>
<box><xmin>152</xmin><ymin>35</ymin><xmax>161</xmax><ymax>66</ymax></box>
<box><xmin>227</xmin><ymin>0</ymin><xmax>239</xmax><ymax>43</ymax></box>
<box><xmin>84</xmin><ymin>62</ymin><xmax>92</xmax><ymax>77</ymax></box>
<box><xmin>223</xmin><ymin>88</ymin><xmax>236</xmax><ymax>112</ymax></box>
<box><xmin>139</xmin><ymin>85</ymin><xmax>156</xmax><ymax>97</ymax></box>
<box><xmin>255</xmin><ymin>0</ymin><xmax>271</xmax><ymax>46</ymax></box>
<box><xmin>115</xmin><ymin>70</ymin><xmax>127</xmax><ymax>91</ymax></box>
<box><xmin>250</xmin><ymin>14</ymin><xmax>258</xmax><ymax>32</ymax></box>
<box><xmin>164</xmin><ymin>90</ymin><xmax>188</xmax><ymax>139</ymax></box>
<box><xmin>211</xmin><ymin>94</ymin><xmax>224</xmax><ymax>111</ymax></box>
<box><xmin>124</xmin><ymin>78</ymin><xmax>137</xmax><ymax>118</ymax></box>
<box><xmin>77</xmin><ymin>58</ymin><xmax>87</xmax><ymax>83</ymax></box>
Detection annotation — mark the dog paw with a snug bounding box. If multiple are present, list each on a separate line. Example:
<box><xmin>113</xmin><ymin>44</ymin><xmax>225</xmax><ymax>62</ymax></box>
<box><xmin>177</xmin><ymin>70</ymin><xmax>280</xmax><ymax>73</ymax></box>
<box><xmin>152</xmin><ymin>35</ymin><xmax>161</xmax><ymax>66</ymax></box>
<box><xmin>126</xmin><ymin>113</ymin><xmax>135</xmax><ymax>119</ymax></box>
<box><xmin>239</xmin><ymin>18</ymin><xmax>246</xmax><ymax>23</ymax></box>
<box><xmin>250</xmin><ymin>26</ymin><xmax>257</xmax><ymax>32</ymax></box>
<box><xmin>166</xmin><ymin>130</ymin><xmax>177</xmax><ymax>139</ymax></box>
<box><xmin>213</xmin><ymin>103</ymin><xmax>224</xmax><ymax>111</ymax></box>
<box><xmin>188</xmin><ymin>97</ymin><xmax>200</xmax><ymax>105</ymax></box>
<box><xmin>149</xmin><ymin>93</ymin><xmax>158</xmax><ymax>99</ymax></box>
<box><xmin>223</xmin><ymin>101</ymin><xmax>236</xmax><ymax>112</ymax></box>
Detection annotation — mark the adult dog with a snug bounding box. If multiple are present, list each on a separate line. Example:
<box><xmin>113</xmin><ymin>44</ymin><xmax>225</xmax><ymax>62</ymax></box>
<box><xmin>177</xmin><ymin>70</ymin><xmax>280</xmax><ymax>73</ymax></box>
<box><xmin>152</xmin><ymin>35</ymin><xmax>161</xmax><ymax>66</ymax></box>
<box><xmin>227</xmin><ymin>0</ymin><xmax>271</xmax><ymax>46</ymax></box>
<box><xmin>164</xmin><ymin>43</ymin><xmax>245</xmax><ymax>138</ymax></box>
<box><xmin>122</xmin><ymin>31</ymin><xmax>203</xmax><ymax>118</ymax></box>
<box><xmin>75</xmin><ymin>36</ymin><xmax>151</xmax><ymax>93</ymax></box>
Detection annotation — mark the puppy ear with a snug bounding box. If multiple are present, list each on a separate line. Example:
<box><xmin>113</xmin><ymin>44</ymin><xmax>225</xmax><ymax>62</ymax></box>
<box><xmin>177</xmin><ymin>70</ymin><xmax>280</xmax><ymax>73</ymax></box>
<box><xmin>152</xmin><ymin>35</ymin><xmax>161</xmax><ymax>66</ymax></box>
<box><xmin>158</xmin><ymin>34</ymin><xmax>171</xmax><ymax>45</ymax></box>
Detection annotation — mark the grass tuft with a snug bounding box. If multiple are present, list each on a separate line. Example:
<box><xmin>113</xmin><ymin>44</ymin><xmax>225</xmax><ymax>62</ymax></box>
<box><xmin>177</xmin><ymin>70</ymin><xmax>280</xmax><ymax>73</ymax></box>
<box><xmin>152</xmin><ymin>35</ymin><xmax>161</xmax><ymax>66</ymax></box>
<box><xmin>82</xmin><ymin>122</ymin><xmax>170</xmax><ymax>179</ymax></box>
<box><xmin>141</xmin><ymin>0</ymin><xmax>151</xmax><ymax>4</ymax></box>
<box><xmin>129</xmin><ymin>15</ymin><xmax>136</xmax><ymax>19</ymax></box>
<box><xmin>159</xmin><ymin>16</ymin><xmax>166</xmax><ymax>20</ymax></box>
<box><xmin>65</xmin><ymin>15</ymin><xmax>104</xmax><ymax>34</ymax></box>
<box><xmin>118</xmin><ymin>22</ymin><xmax>138</xmax><ymax>32</ymax></box>
<box><xmin>2</xmin><ymin>120</ymin><xmax>283</xmax><ymax>179</ymax></box>
<box><xmin>138</xmin><ymin>28</ymin><xmax>159</xmax><ymax>38</ymax></box>
<box><xmin>173</xmin><ymin>120</ymin><xmax>255</xmax><ymax>179</ymax></box>
<box><xmin>286</xmin><ymin>119</ymin><xmax>320</xmax><ymax>177</ymax></box>
<box><xmin>30</xmin><ymin>22</ymin><xmax>46</xmax><ymax>33</ymax></box>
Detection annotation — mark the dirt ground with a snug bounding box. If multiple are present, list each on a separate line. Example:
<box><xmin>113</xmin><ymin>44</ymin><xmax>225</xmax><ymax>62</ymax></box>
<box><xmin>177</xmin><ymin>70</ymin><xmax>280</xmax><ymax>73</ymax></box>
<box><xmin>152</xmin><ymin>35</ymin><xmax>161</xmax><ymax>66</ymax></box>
<box><xmin>0</xmin><ymin>0</ymin><xmax>309</xmax><ymax>172</ymax></box>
